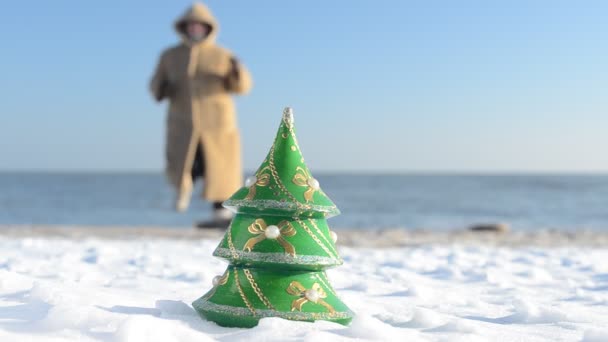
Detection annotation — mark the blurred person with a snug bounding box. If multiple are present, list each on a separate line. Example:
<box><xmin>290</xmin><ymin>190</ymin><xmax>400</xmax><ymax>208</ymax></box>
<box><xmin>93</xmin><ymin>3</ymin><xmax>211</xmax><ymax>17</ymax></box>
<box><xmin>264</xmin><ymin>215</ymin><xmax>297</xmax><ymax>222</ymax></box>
<box><xmin>150</xmin><ymin>3</ymin><xmax>252</xmax><ymax>228</ymax></box>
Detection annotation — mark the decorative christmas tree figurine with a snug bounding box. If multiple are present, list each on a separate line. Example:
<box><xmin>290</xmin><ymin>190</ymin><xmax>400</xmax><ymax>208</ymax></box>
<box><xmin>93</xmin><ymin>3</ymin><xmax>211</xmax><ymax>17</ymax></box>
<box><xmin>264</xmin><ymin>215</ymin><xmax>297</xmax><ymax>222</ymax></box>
<box><xmin>192</xmin><ymin>107</ymin><xmax>354</xmax><ymax>328</ymax></box>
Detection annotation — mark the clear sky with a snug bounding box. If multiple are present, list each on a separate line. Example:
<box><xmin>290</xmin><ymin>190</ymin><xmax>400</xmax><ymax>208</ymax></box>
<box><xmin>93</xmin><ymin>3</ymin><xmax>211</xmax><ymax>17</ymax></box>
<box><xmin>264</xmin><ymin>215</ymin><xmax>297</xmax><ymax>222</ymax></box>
<box><xmin>0</xmin><ymin>0</ymin><xmax>606</xmax><ymax>173</ymax></box>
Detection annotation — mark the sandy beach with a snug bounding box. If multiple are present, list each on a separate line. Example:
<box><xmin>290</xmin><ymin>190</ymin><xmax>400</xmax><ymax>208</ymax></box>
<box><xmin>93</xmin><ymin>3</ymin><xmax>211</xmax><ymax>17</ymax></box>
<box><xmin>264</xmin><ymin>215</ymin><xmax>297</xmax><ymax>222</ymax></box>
<box><xmin>2</xmin><ymin>225</ymin><xmax>608</xmax><ymax>247</ymax></box>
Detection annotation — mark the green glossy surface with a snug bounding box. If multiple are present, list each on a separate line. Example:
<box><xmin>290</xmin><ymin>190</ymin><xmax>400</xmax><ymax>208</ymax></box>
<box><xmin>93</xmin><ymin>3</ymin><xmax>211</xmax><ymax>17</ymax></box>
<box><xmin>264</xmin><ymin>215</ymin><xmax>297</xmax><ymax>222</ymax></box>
<box><xmin>192</xmin><ymin>111</ymin><xmax>353</xmax><ymax>327</ymax></box>
<box><xmin>193</xmin><ymin>267</ymin><xmax>354</xmax><ymax>328</ymax></box>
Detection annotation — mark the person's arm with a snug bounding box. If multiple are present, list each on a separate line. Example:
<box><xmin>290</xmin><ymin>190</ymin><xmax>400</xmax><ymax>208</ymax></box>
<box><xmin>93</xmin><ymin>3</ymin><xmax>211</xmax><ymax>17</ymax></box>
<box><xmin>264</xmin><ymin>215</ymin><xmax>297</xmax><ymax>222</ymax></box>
<box><xmin>224</xmin><ymin>57</ymin><xmax>252</xmax><ymax>94</ymax></box>
<box><xmin>150</xmin><ymin>52</ymin><xmax>170</xmax><ymax>101</ymax></box>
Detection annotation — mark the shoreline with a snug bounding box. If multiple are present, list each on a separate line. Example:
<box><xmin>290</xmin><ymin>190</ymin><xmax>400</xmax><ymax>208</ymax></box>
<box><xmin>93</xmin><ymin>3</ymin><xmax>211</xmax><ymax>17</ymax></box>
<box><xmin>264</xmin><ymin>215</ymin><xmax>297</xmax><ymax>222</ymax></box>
<box><xmin>1</xmin><ymin>225</ymin><xmax>608</xmax><ymax>247</ymax></box>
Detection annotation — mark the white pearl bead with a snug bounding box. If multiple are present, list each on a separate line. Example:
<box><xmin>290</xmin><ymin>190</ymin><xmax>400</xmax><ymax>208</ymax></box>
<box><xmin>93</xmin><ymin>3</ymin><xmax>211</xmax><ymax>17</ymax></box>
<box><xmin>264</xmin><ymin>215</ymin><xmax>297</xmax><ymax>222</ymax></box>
<box><xmin>245</xmin><ymin>176</ymin><xmax>257</xmax><ymax>187</ymax></box>
<box><xmin>212</xmin><ymin>275</ymin><xmax>222</xmax><ymax>286</ymax></box>
<box><xmin>264</xmin><ymin>225</ymin><xmax>281</xmax><ymax>239</ymax></box>
<box><xmin>304</xmin><ymin>289</ymin><xmax>320</xmax><ymax>303</ymax></box>
<box><xmin>330</xmin><ymin>231</ymin><xmax>338</xmax><ymax>243</ymax></box>
<box><xmin>307</xmin><ymin>177</ymin><xmax>320</xmax><ymax>190</ymax></box>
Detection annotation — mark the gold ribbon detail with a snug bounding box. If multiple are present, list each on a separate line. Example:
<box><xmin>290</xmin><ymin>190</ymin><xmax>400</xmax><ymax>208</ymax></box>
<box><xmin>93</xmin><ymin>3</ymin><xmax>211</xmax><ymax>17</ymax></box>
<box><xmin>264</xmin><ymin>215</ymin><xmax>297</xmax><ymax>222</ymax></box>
<box><xmin>246</xmin><ymin>166</ymin><xmax>271</xmax><ymax>200</ymax></box>
<box><xmin>243</xmin><ymin>219</ymin><xmax>297</xmax><ymax>256</ymax></box>
<box><xmin>286</xmin><ymin>281</ymin><xmax>335</xmax><ymax>314</ymax></box>
<box><xmin>203</xmin><ymin>271</ymin><xmax>229</xmax><ymax>300</ymax></box>
<box><xmin>215</xmin><ymin>272</ymin><xmax>229</xmax><ymax>286</ymax></box>
<box><xmin>292</xmin><ymin>166</ymin><xmax>318</xmax><ymax>202</ymax></box>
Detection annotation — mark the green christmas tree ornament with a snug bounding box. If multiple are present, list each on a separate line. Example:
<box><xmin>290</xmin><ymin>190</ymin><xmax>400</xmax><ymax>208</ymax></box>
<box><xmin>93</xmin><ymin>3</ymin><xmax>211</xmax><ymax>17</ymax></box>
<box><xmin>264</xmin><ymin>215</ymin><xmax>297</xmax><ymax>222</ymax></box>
<box><xmin>192</xmin><ymin>107</ymin><xmax>354</xmax><ymax>328</ymax></box>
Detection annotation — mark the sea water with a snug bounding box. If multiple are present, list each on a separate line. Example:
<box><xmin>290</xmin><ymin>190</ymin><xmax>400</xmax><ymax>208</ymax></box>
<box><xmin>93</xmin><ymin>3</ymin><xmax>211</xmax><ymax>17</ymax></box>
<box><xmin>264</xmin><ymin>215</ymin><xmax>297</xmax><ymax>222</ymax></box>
<box><xmin>0</xmin><ymin>172</ymin><xmax>607</xmax><ymax>230</ymax></box>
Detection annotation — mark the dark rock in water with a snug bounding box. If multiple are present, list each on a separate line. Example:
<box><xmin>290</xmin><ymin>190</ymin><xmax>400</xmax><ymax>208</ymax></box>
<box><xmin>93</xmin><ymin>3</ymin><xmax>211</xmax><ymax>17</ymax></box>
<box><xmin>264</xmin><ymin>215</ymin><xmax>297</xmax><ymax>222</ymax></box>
<box><xmin>469</xmin><ymin>223</ymin><xmax>510</xmax><ymax>233</ymax></box>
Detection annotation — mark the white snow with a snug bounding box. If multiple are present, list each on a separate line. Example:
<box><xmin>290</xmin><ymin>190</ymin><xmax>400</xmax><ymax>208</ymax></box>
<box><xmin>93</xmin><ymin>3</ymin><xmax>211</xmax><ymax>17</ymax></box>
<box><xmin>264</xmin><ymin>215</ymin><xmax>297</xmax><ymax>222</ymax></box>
<box><xmin>0</xmin><ymin>236</ymin><xmax>607</xmax><ymax>341</ymax></box>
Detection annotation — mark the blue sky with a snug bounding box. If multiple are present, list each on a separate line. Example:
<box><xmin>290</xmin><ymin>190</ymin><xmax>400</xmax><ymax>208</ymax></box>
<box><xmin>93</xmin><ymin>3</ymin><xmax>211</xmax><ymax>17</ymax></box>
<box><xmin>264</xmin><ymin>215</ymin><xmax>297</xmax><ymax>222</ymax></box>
<box><xmin>0</xmin><ymin>0</ymin><xmax>606</xmax><ymax>172</ymax></box>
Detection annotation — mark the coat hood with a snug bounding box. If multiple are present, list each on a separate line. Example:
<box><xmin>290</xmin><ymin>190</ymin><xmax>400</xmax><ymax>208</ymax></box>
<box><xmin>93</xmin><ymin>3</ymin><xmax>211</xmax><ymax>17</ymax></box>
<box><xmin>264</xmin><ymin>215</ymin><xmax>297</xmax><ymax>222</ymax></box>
<box><xmin>174</xmin><ymin>3</ymin><xmax>219</xmax><ymax>45</ymax></box>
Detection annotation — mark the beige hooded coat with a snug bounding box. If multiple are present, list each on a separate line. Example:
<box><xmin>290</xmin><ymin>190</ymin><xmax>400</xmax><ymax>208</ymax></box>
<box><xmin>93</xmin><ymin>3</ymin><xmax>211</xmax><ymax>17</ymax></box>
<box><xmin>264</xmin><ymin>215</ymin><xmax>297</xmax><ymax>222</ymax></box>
<box><xmin>150</xmin><ymin>3</ymin><xmax>252</xmax><ymax>201</ymax></box>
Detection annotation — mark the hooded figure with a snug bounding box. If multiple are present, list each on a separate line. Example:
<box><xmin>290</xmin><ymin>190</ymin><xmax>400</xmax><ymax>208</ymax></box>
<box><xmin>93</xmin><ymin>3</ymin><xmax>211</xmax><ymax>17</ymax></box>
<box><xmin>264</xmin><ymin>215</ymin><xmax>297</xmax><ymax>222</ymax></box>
<box><xmin>150</xmin><ymin>3</ymin><xmax>252</xmax><ymax>227</ymax></box>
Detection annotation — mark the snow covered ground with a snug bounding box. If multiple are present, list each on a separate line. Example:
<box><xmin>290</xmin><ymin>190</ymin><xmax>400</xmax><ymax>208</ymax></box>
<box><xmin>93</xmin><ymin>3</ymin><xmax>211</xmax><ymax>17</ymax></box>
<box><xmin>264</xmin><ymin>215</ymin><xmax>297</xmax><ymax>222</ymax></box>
<box><xmin>1</xmin><ymin>236</ymin><xmax>607</xmax><ymax>341</ymax></box>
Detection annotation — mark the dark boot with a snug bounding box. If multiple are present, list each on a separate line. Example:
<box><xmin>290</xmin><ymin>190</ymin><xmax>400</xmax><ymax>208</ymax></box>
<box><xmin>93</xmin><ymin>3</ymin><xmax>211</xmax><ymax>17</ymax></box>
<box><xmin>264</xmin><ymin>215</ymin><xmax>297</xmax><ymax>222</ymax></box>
<box><xmin>195</xmin><ymin>202</ymin><xmax>233</xmax><ymax>229</ymax></box>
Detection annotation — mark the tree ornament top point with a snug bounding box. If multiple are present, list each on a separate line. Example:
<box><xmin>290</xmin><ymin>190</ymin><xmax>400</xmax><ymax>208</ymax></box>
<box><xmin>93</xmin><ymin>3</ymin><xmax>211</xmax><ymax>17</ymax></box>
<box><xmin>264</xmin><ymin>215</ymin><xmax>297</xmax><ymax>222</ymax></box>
<box><xmin>283</xmin><ymin>107</ymin><xmax>294</xmax><ymax>126</ymax></box>
<box><xmin>224</xmin><ymin>107</ymin><xmax>340</xmax><ymax>218</ymax></box>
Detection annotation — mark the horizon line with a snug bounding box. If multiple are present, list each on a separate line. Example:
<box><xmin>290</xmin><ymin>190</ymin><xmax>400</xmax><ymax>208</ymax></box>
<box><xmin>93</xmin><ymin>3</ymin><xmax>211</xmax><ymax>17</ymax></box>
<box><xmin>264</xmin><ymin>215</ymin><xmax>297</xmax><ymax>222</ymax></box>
<box><xmin>1</xmin><ymin>169</ymin><xmax>607</xmax><ymax>176</ymax></box>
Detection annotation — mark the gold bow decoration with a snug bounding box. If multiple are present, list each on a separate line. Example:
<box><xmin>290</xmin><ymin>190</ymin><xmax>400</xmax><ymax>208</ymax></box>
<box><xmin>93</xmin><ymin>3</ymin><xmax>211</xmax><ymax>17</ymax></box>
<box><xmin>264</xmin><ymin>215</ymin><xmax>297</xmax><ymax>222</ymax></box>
<box><xmin>286</xmin><ymin>281</ymin><xmax>335</xmax><ymax>314</ymax></box>
<box><xmin>203</xmin><ymin>271</ymin><xmax>229</xmax><ymax>300</ymax></box>
<box><xmin>292</xmin><ymin>166</ymin><xmax>319</xmax><ymax>202</ymax></box>
<box><xmin>215</xmin><ymin>271</ymin><xmax>229</xmax><ymax>286</ymax></box>
<box><xmin>245</xmin><ymin>166</ymin><xmax>271</xmax><ymax>200</ymax></box>
<box><xmin>243</xmin><ymin>219</ymin><xmax>297</xmax><ymax>256</ymax></box>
